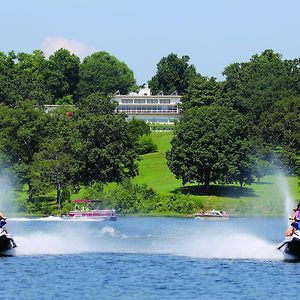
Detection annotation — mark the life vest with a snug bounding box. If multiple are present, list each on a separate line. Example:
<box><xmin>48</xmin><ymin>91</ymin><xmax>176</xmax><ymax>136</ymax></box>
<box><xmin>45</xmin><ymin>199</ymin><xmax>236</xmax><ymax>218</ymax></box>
<box><xmin>0</xmin><ymin>220</ymin><xmax>6</xmax><ymax>228</ymax></box>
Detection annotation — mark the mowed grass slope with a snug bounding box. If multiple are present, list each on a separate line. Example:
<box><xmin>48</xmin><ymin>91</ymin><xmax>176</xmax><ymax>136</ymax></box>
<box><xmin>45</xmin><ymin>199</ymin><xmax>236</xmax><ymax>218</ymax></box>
<box><xmin>133</xmin><ymin>131</ymin><xmax>182</xmax><ymax>194</ymax></box>
<box><xmin>133</xmin><ymin>131</ymin><xmax>300</xmax><ymax>215</ymax></box>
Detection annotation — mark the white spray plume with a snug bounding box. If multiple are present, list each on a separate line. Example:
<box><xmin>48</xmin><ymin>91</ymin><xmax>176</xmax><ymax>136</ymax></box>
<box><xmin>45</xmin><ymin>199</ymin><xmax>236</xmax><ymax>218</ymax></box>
<box><xmin>11</xmin><ymin>220</ymin><xmax>283</xmax><ymax>260</ymax></box>
<box><xmin>0</xmin><ymin>172</ymin><xmax>17</xmax><ymax>214</ymax></box>
<box><xmin>276</xmin><ymin>173</ymin><xmax>295</xmax><ymax>223</ymax></box>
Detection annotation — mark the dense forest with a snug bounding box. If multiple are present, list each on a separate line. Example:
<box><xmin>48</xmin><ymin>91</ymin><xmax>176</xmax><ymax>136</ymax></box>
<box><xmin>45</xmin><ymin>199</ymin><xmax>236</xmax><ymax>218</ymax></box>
<box><xmin>0</xmin><ymin>48</ymin><xmax>299</xmax><ymax>215</ymax></box>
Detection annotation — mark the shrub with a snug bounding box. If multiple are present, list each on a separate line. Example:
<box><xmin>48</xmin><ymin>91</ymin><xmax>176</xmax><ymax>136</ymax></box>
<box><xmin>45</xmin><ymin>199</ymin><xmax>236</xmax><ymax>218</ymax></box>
<box><xmin>104</xmin><ymin>181</ymin><xmax>159</xmax><ymax>214</ymax></box>
<box><xmin>104</xmin><ymin>181</ymin><xmax>196</xmax><ymax>215</ymax></box>
<box><xmin>138</xmin><ymin>134</ymin><xmax>158</xmax><ymax>154</ymax></box>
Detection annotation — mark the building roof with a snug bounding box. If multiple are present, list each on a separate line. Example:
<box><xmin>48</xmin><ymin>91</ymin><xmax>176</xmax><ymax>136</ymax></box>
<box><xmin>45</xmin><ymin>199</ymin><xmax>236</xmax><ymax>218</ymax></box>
<box><xmin>114</xmin><ymin>85</ymin><xmax>181</xmax><ymax>98</ymax></box>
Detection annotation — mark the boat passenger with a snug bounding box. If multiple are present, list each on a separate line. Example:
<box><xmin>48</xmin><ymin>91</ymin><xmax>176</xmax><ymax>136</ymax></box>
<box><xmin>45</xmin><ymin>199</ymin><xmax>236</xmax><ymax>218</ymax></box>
<box><xmin>291</xmin><ymin>204</ymin><xmax>300</xmax><ymax>230</ymax></box>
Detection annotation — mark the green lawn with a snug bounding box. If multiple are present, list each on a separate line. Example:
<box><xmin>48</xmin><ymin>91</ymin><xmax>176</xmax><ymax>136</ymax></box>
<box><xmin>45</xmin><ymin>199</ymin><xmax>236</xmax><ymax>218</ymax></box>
<box><xmin>133</xmin><ymin>131</ymin><xmax>300</xmax><ymax>216</ymax></box>
<box><xmin>133</xmin><ymin>131</ymin><xmax>182</xmax><ymax>194</ymax></box>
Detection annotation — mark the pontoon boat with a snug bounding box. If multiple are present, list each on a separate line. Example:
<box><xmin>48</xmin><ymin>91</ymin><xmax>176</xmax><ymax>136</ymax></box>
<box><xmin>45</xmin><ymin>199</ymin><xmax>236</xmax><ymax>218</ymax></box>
<box><xmin>62</xmin><ymin>199</ymin><xmax>117</xmax><ymax>221</ymax></box>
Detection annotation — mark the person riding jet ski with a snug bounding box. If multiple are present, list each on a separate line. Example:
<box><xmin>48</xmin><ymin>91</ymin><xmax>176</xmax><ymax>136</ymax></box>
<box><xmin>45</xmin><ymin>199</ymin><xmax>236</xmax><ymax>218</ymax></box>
<box><xmin>0</xmin><ymin>211</ymin><xmax>17</xmax><ymax>248</ymax></box>
<box><xmin>285</xmin><ymin>204</ymin><xmax>300</xmax><ymax>237</ymax></box>
<box><xmin>0</xmin><ymin>211</ymin><xmax>7</xmax><ymax>229</ymax></box>
<box><xmin>278</xmin><ymin>204</ymin><xmax>300</xmax><ymax>258</ymax></box>
<box><xmin>291</xmin><ymin>204</ymin><xmax>300</xmax><ymax>229</ymax></box>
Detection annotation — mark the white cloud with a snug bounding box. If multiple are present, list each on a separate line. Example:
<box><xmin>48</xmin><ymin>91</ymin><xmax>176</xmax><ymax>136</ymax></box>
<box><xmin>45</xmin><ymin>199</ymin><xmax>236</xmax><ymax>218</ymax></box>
<box><xmin>41</xmin><ymin>36</ymin><xmax>97</xmax><ymax>59</ymax></box>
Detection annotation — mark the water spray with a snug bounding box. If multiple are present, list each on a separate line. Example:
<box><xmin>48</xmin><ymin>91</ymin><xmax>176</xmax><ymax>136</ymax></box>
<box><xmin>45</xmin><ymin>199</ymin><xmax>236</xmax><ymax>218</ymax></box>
<box><xmin>276</xmin><ymin>174</ymin><xmax>295</xmax><ymax>223</ymax></box>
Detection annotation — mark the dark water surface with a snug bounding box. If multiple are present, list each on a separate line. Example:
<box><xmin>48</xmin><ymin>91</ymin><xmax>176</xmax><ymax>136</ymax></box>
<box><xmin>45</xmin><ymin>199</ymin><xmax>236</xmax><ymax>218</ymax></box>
<box><xmin>2</xmin><ymin>216</ymin><xmax>300</xmax><ymax>299</ymax></box>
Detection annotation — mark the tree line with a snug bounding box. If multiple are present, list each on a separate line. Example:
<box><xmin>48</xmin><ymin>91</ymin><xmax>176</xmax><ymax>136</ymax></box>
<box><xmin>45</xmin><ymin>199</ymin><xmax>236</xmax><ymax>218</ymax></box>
<box><xmin>0</xmin><ymin>48</ymin><xmax>299</xmax><ymax>214</ymax></box>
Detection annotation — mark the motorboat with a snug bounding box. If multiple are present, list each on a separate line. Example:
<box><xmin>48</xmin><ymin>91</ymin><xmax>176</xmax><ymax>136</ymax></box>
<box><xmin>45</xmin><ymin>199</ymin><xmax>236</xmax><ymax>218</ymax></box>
<box><xmin>61</xmin><ymin>199</ymin><xmax>117</xmax><ymax>221</ymax></box>
<box><xmin>194</xmin><ymin>209</ymin><xmax>228</xmax><ymax>220</ymax></box>
<box><xmin>0</xmin><ymin>228</ymin><xmax>17</xmax><ymax>255</ymax></box>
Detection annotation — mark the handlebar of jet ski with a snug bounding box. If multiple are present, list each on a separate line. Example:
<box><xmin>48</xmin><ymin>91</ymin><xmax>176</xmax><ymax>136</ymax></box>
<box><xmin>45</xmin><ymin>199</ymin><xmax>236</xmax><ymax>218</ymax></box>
<box><xmin>278</xmin><ymin>242</ymin><xmax>287</xmax><ymax>250</ymax></box>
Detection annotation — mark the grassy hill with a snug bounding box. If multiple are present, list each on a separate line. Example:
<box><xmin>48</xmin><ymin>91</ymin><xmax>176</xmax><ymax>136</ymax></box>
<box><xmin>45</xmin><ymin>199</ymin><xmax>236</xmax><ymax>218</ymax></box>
<box><xmin>133</xmin><ymin>131</ymin><xmax>300</xmax><ymax>216</ymax></box>
<box><xmin>133</xmin><ymin>131</ymin><xmax>181</xmax><ymax>194</ymax></box>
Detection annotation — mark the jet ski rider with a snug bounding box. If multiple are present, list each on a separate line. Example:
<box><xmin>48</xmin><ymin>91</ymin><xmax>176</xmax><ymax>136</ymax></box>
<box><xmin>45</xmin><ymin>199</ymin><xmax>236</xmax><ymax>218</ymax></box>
<box><xmin>0</xmin><ymin>211</ymin><xmax>7</xmax><ymax>229</ymax></box>
<box><xmin>0</xmin><ymin>210</ymin><xmax>17</xmax><ymax>248</ymax></box>
<box><xmin>291</xmin><ymin>203</ymin><xmax>300</xmax><ymax>230</ymax></box>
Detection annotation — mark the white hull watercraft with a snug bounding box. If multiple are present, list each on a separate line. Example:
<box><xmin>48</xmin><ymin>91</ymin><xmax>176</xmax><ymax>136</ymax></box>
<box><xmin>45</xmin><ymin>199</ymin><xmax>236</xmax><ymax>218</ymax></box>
<box><xmin>194</xmin><ymin>209</ymin><xmax>229</xmax><ymax>220</ymax></box>
<box><xmin>0</xmin><ymin>228</ymin><xmax>17</xmax><ymax>256</ymax></box>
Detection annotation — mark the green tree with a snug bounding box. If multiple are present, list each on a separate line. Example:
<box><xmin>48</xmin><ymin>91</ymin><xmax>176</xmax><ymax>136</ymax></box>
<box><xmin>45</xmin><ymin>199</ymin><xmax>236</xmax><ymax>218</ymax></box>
<box><xmin>222</xmin><ymin>49</ymin><xmax>300</xmax><ymax>121</ymax></box>
<box><xmin>148</xmin><ymin>53</ymin><xmax>197</xmax><ymax>95</ymax></box>
<box><xmin>127</xmin><ymin>118</ymin><xmax>156</xmax><ymax>154</ymax></box>
<box><xmin>0</xmin><ymin>51</ymin><xmax>19</xmax><ymax>106</ymax></box>
<box><xmin>29</xmin><ymin>107</ymin><xmax>81</xmax><ymax>209</ymax></box>
<box><xmin>182</xmin><ymin>75</ymin><xmax>221</xmax><ymax>110</ymax></box>
<box><xmin>258</xmin><ymin>97</ymin><xmax>300</xmax><ymax>152</ymax></box>
<box><xmin>75</xmin><ymin>93</ymin><xmax>139</xmax><ymax>185</ymax></box>
<box><xmin>46</xmin><ymin>48</ymin><xmax>80</xmax><ymax>102</ymax></box>
<box><xmin>30</xmin><ymin>138</ymin><xmax>79</xmax><ymax>210</ymax></box>
<box><xmin>76</xmin><ymin>92</ymin><xmax>117</xmax><ymax>116</ymax></box>
<box><xmin>77</xmin><ymin>51</ymin><xmax>135</xmax><ymax>98</ymax></box>
<box><xmin>0</xmin><ymin>50</ymin><xmax>52</xmax><ymax>106</ymax></box>
<box><xmin>13</xmin><ymin>50</ymin><xmax>52</xmax><ymax>105</ymax></box>
<box><xmin>257</xmin><ymin>96</ymin><xmax>300</xmax><ymax>173</ymax></box>
<box><xmin>0</xmin><ymin>100</ymin><xmax>50</xmax><ymax>198</ymax></box>
<box><xmin>0</xmin><ymin>49</ymin><xmax>80</xmax><ymax>106</ymax></box>
<box><xmin>128</xmin><ymin>118</ymin><xmax>151</xmax><ymax>138</ymax></box>
<box><xmin>166</xmin><ymin>106</ymin><xmax>255</xmax><ymax>188</ymax></box>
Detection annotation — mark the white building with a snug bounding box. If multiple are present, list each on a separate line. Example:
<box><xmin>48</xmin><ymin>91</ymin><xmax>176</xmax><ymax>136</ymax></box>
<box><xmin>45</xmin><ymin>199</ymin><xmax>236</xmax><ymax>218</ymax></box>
<box><xmin>114</xmin><ymin>85</ymin><xmax>181</xmax><ymax>124</ymax></box>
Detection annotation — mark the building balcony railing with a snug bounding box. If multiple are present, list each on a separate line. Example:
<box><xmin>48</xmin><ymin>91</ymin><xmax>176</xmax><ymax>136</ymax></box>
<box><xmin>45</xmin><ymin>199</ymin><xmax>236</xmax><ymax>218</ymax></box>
<box><xmin>117</xmin><ymin>109</ymin><xmax>179</xmax><ymax>114</ymax></box>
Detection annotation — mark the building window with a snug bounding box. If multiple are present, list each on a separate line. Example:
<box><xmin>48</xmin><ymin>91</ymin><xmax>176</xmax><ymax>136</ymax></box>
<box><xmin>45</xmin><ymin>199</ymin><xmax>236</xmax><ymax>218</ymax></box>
<box><xmin>159</xmin><ymin>99</ymin><xmax>171</xmax><ymax>104</ymax></box>
<box><xmin>121</xmin><ymin>99</ymin><xmax>133</xmax><ymax>104</ymax></box>
<box><xmin>117</xmin><ymin>104</ymin><xmax>178</xmax><ymax>114</ymax></box>
<box><xmin>147</xmin><ymin>99</ymin><xmax>159</xmax><ymax>104</ymax></box>
<box><xmin>134</xmin><ymin>99</ymin><xmax>146</xmax><ymax>104</ymax></box>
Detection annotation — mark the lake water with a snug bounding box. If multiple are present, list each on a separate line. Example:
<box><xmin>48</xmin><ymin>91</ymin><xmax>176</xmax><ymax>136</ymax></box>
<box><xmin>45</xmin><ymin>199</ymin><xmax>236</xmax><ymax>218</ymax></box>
<box><xmin>2</xmin><ymin>216</ymin><xmax>300</xmax><ymax>299</ymax></box>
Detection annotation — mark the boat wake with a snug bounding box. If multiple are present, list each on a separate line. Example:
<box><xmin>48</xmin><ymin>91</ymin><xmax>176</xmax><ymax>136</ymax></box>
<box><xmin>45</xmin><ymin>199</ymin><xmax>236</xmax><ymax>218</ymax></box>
<box><xmin>14</xmin><ymin>232</ymin><xmax>89</xmax><ymax>255</ymax></box>
<box><xmin>165</xmin><ymin>232</ymin><xmax>283</xmax><ymax>260</ymax></box>
<box><xmin>10</xmin><ymin>224</ymin><xmax>283</xmax><ymax>260</ymax></box>
<box><xmin>9</xmin><ymin>216</ymin><xmax>103</xmax><ymax>222</ymax></box>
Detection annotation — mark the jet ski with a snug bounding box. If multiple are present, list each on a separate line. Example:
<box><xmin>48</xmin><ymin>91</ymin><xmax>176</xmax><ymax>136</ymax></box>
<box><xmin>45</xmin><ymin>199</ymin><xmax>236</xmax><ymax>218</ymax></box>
<box><xmin>278</xmin><ymin>221</ymin><xmax>300</xmax><ymax>259</ymax></box>
<box><xmin>0</xmin><ymin>227</ymin><xmax>17</xmax><ymax>256</ymax></box>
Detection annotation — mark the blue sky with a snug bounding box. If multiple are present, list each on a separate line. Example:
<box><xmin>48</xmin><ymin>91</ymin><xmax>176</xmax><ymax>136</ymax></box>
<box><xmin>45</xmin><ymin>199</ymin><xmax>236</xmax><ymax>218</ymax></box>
<box><xmin>1</xmin><ymin>0</ymin><xmax>300</xmax><ymax>84</ymax></box>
